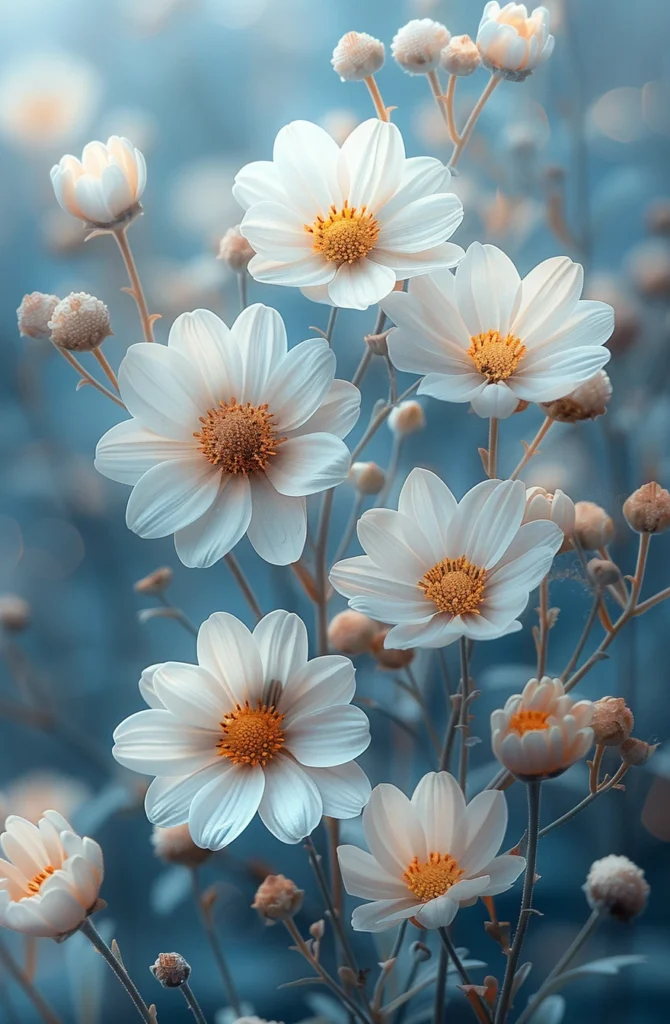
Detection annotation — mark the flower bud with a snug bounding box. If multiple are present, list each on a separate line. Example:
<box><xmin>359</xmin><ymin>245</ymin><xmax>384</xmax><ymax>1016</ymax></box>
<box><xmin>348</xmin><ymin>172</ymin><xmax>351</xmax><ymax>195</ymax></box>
<box><xmin>619</xmin><ymin>737</ymin><xmax>658</xmax><ymax>767</ymax></box>
<box><xmin>328</xmin><ymin>610</ymin><xmax>377</xmax><ymax>656</ymax></box>
<box><xmin>252</xmin><ymin>874</ymin><xmax>304</xmax><ymax>924</ymax></box>
<box><xmin>365</xmin><ymin>329</ymin><xmax>390</xmax><ymax>357</ymax></box>
<box><xmin>331</xmin><ymin>31</ymin><xmax>385</xmax><ymax>81</ymax></box>
<box><xmin>646</xmin><ymin>199</ymin><xmax>670</xmax><ymax>236</ymax></box>
<box><xmin>348</xmin><ymin>461</ymin><xmax>386</xmax><ymax>495</ymax></box>
<box><xmin>391</xmin><ymin>19</ymin><xmax>451</xmax><ymax>74</ymax></box>
<box><xmin>591</xmin><ymin>697</ymin><xmax>634</xmax><ymax>747</ymax></box>
<box><xmin>573</xmin><ymin>501</ymin><xmax>615</xmax><ymax>550</ymax></box>
<box><xmin>388</xmin><ymin>400</ymin><xmax>425</xmax><ymax>437</ymax></box>
<box><xmin>623</xmin><ymin>482</ymin><xmax>670</xmax><ymax>534</ymax></box>
<box><xmin>134</xmin><ymin>566</ymin><xmax>174</xmax><ymax>595</ymax></box>
<box><xmin>217</xmin><ymin>225</ymin><xmax>255</xmax><ymax>273</ymax></box>
<box><xmin>477</xmin><ymin>3</ymin><xmax>554</xmax><ymax>81</ymax></box>
<box><xmin>17</xmin><ymin>292</ymin><xmax>60</xmax><ymax>339</ymax></box>
<box><xmin>628</xmin><ymin>240</ymin><xmax>670</xmax><ymax>299</ymax></box>
<box><xmin>0</xmin><ymin>595</ymin><xmax>31</xmax><ymax>633</ymax></box>
<box><xmin>150</xmin><ymin>952</ymin><xmax>191</xmax><ymax>988</ymax></box>
<box><xmin>541</xmin><ymin>371</ymin><xmax>612</xmax><ymax>423</ymax></box>
<box><xmin>523</xmin><ymin>486</ymin><xmax>574</xmax><ymax>553</ymax></box>
<box><xmin>440</xmin><ymin>35</ymin><xmax>481</xmax><ymax>77</ymax></box>
<box><xmin>583</xmin><ymin>855</ymin><xmax>649</xmax><ymax>921</ymax></box>
<box><xmin>371</xmin><ymin>629</ymin><xmax>415</xmax><ymax>670</ymax></box>
<box><xmin>586</xmin><ymin>558</ymin><xmax>621</xmax><ymax>588</ymax></box>
<box><xmin>151</xmin><ymin>825</ymin><xmax>211</xmax><ymax>868</ymax></box>
<box><xmin>49</xmin><ymin>292</ymin><xmax>112</xmax><ymax>352</ymax></box>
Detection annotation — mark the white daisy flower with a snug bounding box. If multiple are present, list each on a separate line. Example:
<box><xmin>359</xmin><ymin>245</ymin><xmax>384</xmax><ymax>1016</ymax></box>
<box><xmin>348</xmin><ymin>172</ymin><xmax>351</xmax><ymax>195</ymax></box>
<box><xmin>477</xmin><ymin>3</ymin><xmax>554</xmax><ymax>80</ymax></box>
<box><xmin>233</xmin><ymin>118</ymin><xmax>464</xmax><ymax>311</ymax></box>
<box><xmin>338</xmin><ymin>772</ymin><xmax>525</xmax><ymax>932</ymax></box>
<box><xmin>330</xmin><ymin>468</ymin><xmax>562</xmax><ymax>650</ymax></box>
<box><xmin>382</xmin><ymin>242</ymin><xmax>614</xmax><ymax>419</ymax></box>
<box><xmin>0</xmin><ymin>811</ymin><xmax>103</xmax><ymax>938</ymax></box>
<box><xmin>95</xmin><ymin>304</ymin><xmax>360</xmax><ymax>567</ymax></box>
<box><xmin>51</xmin><ymin>136</ymin><xmax>146</xmax><ymax>227</ymax></box>
<box><xmin>113</xmin><ymin>610</ymin><xmax>371</xmax><ymax>849</ymax></box>
<box><xmin>491</xmin><ymin>677</ymin><xmax>594</xmax><ymax>780</ymax></box>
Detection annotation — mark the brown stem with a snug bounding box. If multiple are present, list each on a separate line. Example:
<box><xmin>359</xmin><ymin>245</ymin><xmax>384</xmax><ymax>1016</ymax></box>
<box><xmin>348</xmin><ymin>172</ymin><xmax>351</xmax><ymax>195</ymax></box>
<box><xmin>536</xmin><ymin>577</ymin><xmax>550</xmax><ymax>678</ymax></box>
<box><xmin>448</xmin><ymin>74</ymin><xmax>501</xmax><ymax>170</ymax></box>
<box><xmin>224</xmin><ymin>553</ymin><xmax>263</xmax><ymax>622</ymax></box>
<box><xmin>364</xmin><ymin>76</ymin><xmax>390</xmax><ymax>121</ymax></box>
<box><xmin>54</xmin><ymin>345</ymin><xmax>126</xmax><ymax>408</ymax></box>
<box><xmin>93</xmin><ymin>348</ymin><xmax>120</xmax><ymax>392</ymax></box>
<box><xmin>509</xmin><ymin>416</ymin><xmax>553</xmax><ymax>480</ymax></box>
<box><xmin>112</xmin><ymin>226</ymin><xmax>155</xmax><ymax>344</ymax></box>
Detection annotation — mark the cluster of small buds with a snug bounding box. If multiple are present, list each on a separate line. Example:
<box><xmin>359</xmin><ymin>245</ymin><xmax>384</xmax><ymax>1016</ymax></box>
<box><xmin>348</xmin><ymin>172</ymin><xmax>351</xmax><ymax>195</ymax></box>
<box><xmin>542</xmin><ymin>371</ymin><xmax>612</xmax><ymax>423</ymax></box>
<box><xmin>623</xmin><ymin>482</ymin><xmax>670</xmax><ymax>534</ymax></box>
<box><xmin>217</xmin><ymin>225</ymin><xmax>255</xmax><ymax>273</ymax></box>
<box><xmin>388</xmin><ymin>400</ymin><xmax>426</xmax><ymax>437</ymax></box>
<box><xmin>17</xmin><ymin>292</ymin><xmax>60</xmax><ymax>339</ymax></box>
<box><xmin>151</xmin><ymin>824</ymin><xmax>211</xmax><ymax>868</ymax></box>
<box><xmin>440</xmin><ymin>35</ymin><xmax>481</xmax><ymax>76</ymax></box>
<box><xmin>586</xmin><ymin>557</ymin><xmax>621</xmax><ymax>589</ymax></box>
<box><xmin>252</xmin><ymin>874</ymin><xmax>304</xmax><ymax>924</ymax></box>
<box><xmin>591</xmin><ymin>697</ymin><xmax>634</xmax><ymax>747</ymax></box>
<box><xmin>49</xmin><ymin>292</ymin><xmax>112</xmax><ymax>352</ymax></box>
<box><xmin>348</xmin><ymin>461</ymin><xmax>386</xmax><ymax>496</ymax></box>
<box><xmin>134</xmin><ymin>566</ymin><xmax>174</xmax><ymax>595</ymax></box>
<box><xmin>573</xmin><ymin>501</ymin><xmax>615</xmax><ymax>550</ymax></box>
<box><xmin>150</xmin><ymin>952</ymin><xmax>191</xmax><ymax>988</ymax></box>
<box><xmin>331</xmin><ymin>31</ymin><xmax>385</xmax><ymax>81</ymax></box>
<box><xmin>0</xmin><ymin>595</ymin><xmax>31</xmax><ymax>632</ymax></box>
<box><xmin>583</xmin><ymin>855</ymin><xmax>650</xmax><ymax>921</ymax></box>
<box><xmin>328</xmin><ymin>610</ymin><xmax>377</xmax><ymax>656</ymax></box>
<box><xmin>391</xmin><ymin>19</ymin><xmax>451</xmax><ymax>74</ymax></box>
<box><xmin>370</xmin><ymin>628</ymin><xmax>415</xmax><ymax>669</ymax></box>
<box><xmin>619</xmin><ymin>737</ymin><xmax>658</xmax><ymax>767</ymax></box>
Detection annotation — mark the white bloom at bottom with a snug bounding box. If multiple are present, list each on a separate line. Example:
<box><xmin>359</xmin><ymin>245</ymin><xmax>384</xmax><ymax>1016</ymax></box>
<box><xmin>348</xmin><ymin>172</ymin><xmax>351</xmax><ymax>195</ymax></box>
<box><xmin>113</xmin><ymin>610</ymin><xmax>371</xmax><ymax>849</ymax></box>
<box><xmin>491</xmin><ymin>677</ymin><xmax>594</xmax><ymax>780</ymax></box>
<box><xmin>0</xmin><ymin>811</ymin><xmax>103</xmax><ymax>937</ymax></box>
<box><xmin>338</xmin><ymin>772</ymin><xmax>524</xmax><ymax>932</ymax></box>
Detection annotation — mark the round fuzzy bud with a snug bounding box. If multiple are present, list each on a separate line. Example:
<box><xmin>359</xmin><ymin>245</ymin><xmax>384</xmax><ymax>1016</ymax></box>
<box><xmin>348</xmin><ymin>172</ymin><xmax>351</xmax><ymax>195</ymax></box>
<box><xmin>49</xmin><ymin>292</ymin><xmax>112</xmax><ymax>352</ymax></box>
<box><xmin>392</xmin><ymin>19</ymin><xmax>451</xmax><ymax>74</ymax></box>
<box><xmin>591</xmin><ymin>697</ymin><xmax>634</xmax><ymax>747</ymax></box>
<box><xmin>440</xmin><ymin>34</ymin><xmax>481</xmax><ymax>77</ymax></box>
<box><xmin>573</xmin><ymin>501</ymin><xmax>615</xmax><ymax>550</ymax></box>
<box><xmin>542</xmin><ymin>371</ymin><xmax>612</xmax><ymax>423</ymax></box>
<box><xmin>623</xmin><ymin>482</ymin><xmax>670</xmax><ymax>534</ymax></box>
<box><xmin>583</xmin><ymin>855</ymin><xmax>649</xmax><ymax>921</ymax></box>
<box><xmin>217</xmin><ymin>225</ymin><xmax>255</xmax><ymax>273</ymax></box>
<box><xmin>646</xmin><ymin>199</ymin><xmax>670</xmax><ymax>236</ymax></box>
<box><xmin>134</xmin><ymin>566</ymin><xmax>174</xmax><ymax>595</ymax></box>
<box><xmin>151</xmin><ymin>825</ymin><xmax>211</xmax><ymax>868</ymax></box>
<box><xmin>628</xmin><ymin>240</ymin><xmax>670</xmax><ymax>299</ymax></box>
<box><xmin>586</xmin><ymin>558</ymin><xmax>621</xmax><ymax>588</ymax></box>
<box><xmin>150</xmin><ymin>952</ymin><xmax>191</xmax><ymax>988</ymax></box>
<box><xmin>252</xmin><ymin>875</ymin><xmax>304</xmax><ymax>924</ymax></box>
<box><xmin>619</xmin><ymin>737</ymin><xmax>658</xmax><ymax>767</ymax></box>
<box><xmin>348</xmin><ymin>461</ymin><xmax>386</xmax><ymax>495</ymax></box>
<box><xmin>0</xmin><ymin>595</ymin><xmax>31</xmax><ymax>633</ymax></box>
<box><xmin>331</xmin><ymin>31</ymin><xmax>385</xmax><ymax>82</ymax></box>
<box><xmin>328</xmin><ymin>610</ymin><xmax>377</xmax><ymax>656</ymax></box>
<box><xmin>388</xmin><ymin>400</ymin><xmax>426</xmax><ymax>437</ymax></box>
<box><xmin>371</xmin><ymin>629</ymin><xmax>415</xmax><ymax>670</ymax></box>
<box><xmin>17</xmin><ymin>292</ymin><xmax>60</xmax><ymax>339</ymax></box>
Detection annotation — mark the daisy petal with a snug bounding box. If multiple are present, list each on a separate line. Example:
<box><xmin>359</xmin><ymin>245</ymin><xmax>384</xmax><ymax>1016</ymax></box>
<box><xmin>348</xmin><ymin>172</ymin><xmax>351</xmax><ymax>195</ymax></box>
<box><xmin>340</xmin><ymin>119</ymin><xmax>404</xmax><ymax>210</ymax></box>
<box><xmin>286</xmin><ymin>705</ymin><xmax>370</xmax><ymax>767</ymax></box>
<box><xmin>144</xmin><ymin>764</ymin><xmax>225</xmax><ymax>828</ymax></box>
<box><xmin>188</xmin><ymin>765</ymin><xmax>265</xmax><ymax>850</ymax></box>
<box><xmin>258</xmin><ymin>757</ymin><xmax>322</xmax><ymax>843</ymax></box>
<box><xmin>196</xmin><ymin>612</ymin><xmax>264</xmax><ymax>705</ymax></box>
<box><xmin>328</xmin><ymin>260</ymin><xmax>396</xmax><ymax>311</ymax></box>
<box><xmin>112</xmin><ymin>709</ymin><xmax>218</xmax><ymax>776</ymax></box>
<box><xmin>247</xmin><ymin>474</ymin><xmax>307</xmax><ymax>565</ymax></box>
<box><xmin>125</xmin><ymin>459</ymin><xmax>221</xmax><ymax>539</ymax></box>
<box><xmin>455</xmin><ymin>242</ymin><xmax>522</xmax><ymax>338</ymax></box>
<box><xmin>174</xmin><ymin>474</ymin><xmax>252</xmax><ymax>568</ymax></box>
<box><xmin>95</xmin><ymin>420</ymin><xmax>196</xmax><ymax>485</ymax></box>
<box><xmin>455</xmin><ymin>790</ymin><xmax>507</xmax><ymax>874</ymax></box>
<box><xmin>253</xmin><ymin>609</ymin><xmax>309</xmax><ymax>687</ymax></box>
<box><xmin>338</xmin><ymin>846</ymin><xmax>407</xmax><ymax>900</ymax></box>
<box><xmin>167</xmin><ymin>309</ymin><xmax>242</xmax><ymax>406</ymax></box>
<box><xmin>266</xmin><ymin>338</ymin><xmax>336</xmax><ymax>432</ymax></box>
<box><xmin>273</xmin><ymin>120</ymin><xmax>343</xmax><ymax>220</ymax></box>
<box><xmin>378</xmin><ymin>194</ymin><xmax>463</xmax><ymax>254</ymax></box>
<box><xmin>265</xmin><ymin>433</ymin><xmax>350</xmax><ymax>496</ymax></box>
<box><xmin>303</xmin><ymin>762</ymin><xmax>371</xmax><ymax>819</ymax></box>
<box><xmin>291</xmin><ymin>378</ymin><xmax>361</xmax><ymax>439</ymax></box>
<box><xmin>363</xmin><ymin>784</ymin><xmax>426</xmax><ymax>877</ymax></box>
<box><xmin>411</xmin><ymin>771</ymin><xmax>466</xmax><ymax>854</ymax></box>
<box><xmin>118</xmin><ymin>344</ymin><xmax>207</xmax><ymax>440</ymax></box>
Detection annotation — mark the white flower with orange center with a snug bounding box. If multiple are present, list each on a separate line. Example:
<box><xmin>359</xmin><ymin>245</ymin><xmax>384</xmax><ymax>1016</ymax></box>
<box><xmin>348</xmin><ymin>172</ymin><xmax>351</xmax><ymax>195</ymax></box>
<box><xmin>477</xmin><ymin>3</ymin><xmax>554</xmax><ymax>80</ymax></box>
<box><xmin>95</xmin><ymin>304</ymin><xmax>359</xmax><ymax>567</ymax></box>
<box><xmin>51</xmin><ymin>136</ymin><xmax>146</xmax><ymax>227</ymax></box>
<box><xmin>330</xmin><ymin>468</ymin><xmax>562</xmax><ymax>650</ymax></box>
<box><xmin>0</xmin><ymin>811</ymin><xmax>103</xmax><ymax>937</ymax></box>
<box><xmin>233</xmin><ymin>119</ymin><xmax>464</xmax><ymax>310</ymax></box>
<box><xmin>113</xmin><ymin>611</ymin><xmax>371</xmax><ymax>849</ymax></box>
<box><xmin>491</xmin><ymin>677</ymin><xmax>594</xmax><ymax>780</ymax></box>
<box><xmin>338</xmin><ymin>772</ymin><xmax>524</xmax><ymax>931</ymax></box>
<box><xmin>382</xmin><ymin>242</ymin><xmax>614</xmax><ymax>419</ymax></box>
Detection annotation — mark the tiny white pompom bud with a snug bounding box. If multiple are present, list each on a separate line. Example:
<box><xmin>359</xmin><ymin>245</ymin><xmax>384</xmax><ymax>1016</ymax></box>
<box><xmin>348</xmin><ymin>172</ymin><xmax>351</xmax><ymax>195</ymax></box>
<box><xmin>392</xmin><ymin>19</ymin><xmax>451</xmax><ymax>74</ymax></box>
<box><xmin>0</xmin><ymin>595</ymin><xmax>31</xmax><ymax>633</ymax></box>
<box><xmin>217</xmin><ymin>225</ymin><xmax>255</xmax><ymax>272</ymax></box>
<box><xmin>332</xmin><ymin>31</ymin><xmax>385</xmax><ymax>82</ymax></box>
<box><xmin>17</xmin><ymin>292</ymin><xmax>60</xmax><ymax>339</ymax></box>
<box><xmin>49</xmin><ymin>292</ymin><xmax>112</xmax><ymax>352</ymax></box>
<box><xmin>348</xmin><ymin>461</ymin><xmax>386</xmax><ymax>495</ymax></box>
<box><xmin>388</xmin><ymin>400</ymin><xmax>426</xmax><ymax>437</ymax></box>
<box><xmin>573</xmin><ymin>501</ymin><xmax>615</xmax><ymax>550</ymax></box>
<box><xmin>542</xmin><ymin>371</ymin><xmax>612</xmax><ymax>423</ymax></box>
<box><xmin>134</xmin><ymin>566</ymin><xmax>174</xmax><ymax>595</ymax></box>
<box><xmin>440</xmin><ymin>35</ymin><xmax>481</xmax><ymax>77</ymax></box>
<box><xmin>584</xmin><ymin>855</ymin><xmax>649</xmax><ymax>921</ymax></box>
<box><xmin>328</xmin><ymin>610</ymin><xmax>377</xmax><ymax>656</ymax></box>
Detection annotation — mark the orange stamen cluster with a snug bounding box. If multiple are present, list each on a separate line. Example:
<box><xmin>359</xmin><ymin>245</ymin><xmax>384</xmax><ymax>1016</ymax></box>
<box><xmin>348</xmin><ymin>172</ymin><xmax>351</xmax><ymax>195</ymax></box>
<box><xmin>194</xmin><ymin>398</ymin><xmax>285</xmax><ymax>475</ymax></box>
<box><xmin>403</xmin><ymin>852</ymin><xmax>463</xmax><ymax>903</ymax></box>
<box><xmin>419</xmin><ymin>555</ymin><xmax>487</xmax><ymax>616</ymax></box>
<box><xmin>27</xmin><ymin>865</ymin><xmax>55</xmax><ymax>895</ymax></box>
<box><xmin>508</xmin><ymin>708</ymin><xmax>551</xmax><ymax>736</ymax></box>
<box><xmin>468</xmin><ymin>330</ymin><xmax>526</xmax><ymax>383</ymax></box>
<box><xmin>218</xmin><ymin>700</ymin><xmax>286</xmax><ymax>767</ymax></box>
<box><xmin>307</xmin><ymin>202</ymin><xmax>380</xmax><ymax>264</ymax></box>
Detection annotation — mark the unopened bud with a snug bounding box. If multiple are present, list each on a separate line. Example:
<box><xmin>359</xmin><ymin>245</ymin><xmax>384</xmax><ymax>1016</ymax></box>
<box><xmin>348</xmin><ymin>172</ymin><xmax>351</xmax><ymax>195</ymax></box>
<box><xmin>371</xmin><ymin>629</ymin><xmax>415</xmax><ymax>670</ymax></box>
<box><xmin>586</xmin><ymin>558</ymin><xmax>621</xmax><ymax>588</ymax></box>
<box><xmin>150</xmin><ymin>952</ymin><xmax>191</xmax><ymax>988</ymax></box>
<box><xmin>252</xmin><ymin>874</ymin><xmax>304</xmax><ymax>924</ymax></box>
<box><xmin>328</xmin><ymin>610</ymin><xmax>377</xmax><ymax>656</ymax></box>
<box><xmin>623</xmin><ymin>482</ymin><xmax>670</xmax><ymax>534</ymax></box>
<box><xmin>0</xmin><ymin>595</ymin><xmax>31</xmax><ymax>633</ymax></box>
<box><xmin>392</xmin><ymin>19</ymin><xmax>451</xmax><ymax>74</ymax></box>
<box><xmin>151</xmin><ymin>825</ymin><xmax>211</xmax><ymax>868</ymax></box>
<box><xmin>309</xmin><ymin>919</ymin><xmax>325</xmax><ymax>940</ymax></box>
<box><xmin>573</xmin><ymin>501</ymin><xmax>615</xmax><ymax>550</ymax></box>
<box><xmin>584</xmin><ymin>855</ymin><xmax>649</xmax><ymax>921</ymax></box>
<box><xmin>331</xmin><ymin>31</ymin><xmax>385</xmax><ymax>81</ymax></box>
<box><xmin>629</xmin><ymin>240</ymin><xmax>670</xmax><ymax>299</ymax></box>
<box><xmin>619</xmin><ymin>737</ymin><xmax>658</xmax><ymax>767</ymax></box>
<box><xmin>388</xmin><ymin>400</ymin><xmax>425</xmax><ymax>437</ymax></box>
<box><xmin>440</xmin><ymin>35</ymin><xmax>480</xmax><ymax>76</ymax></box>
<box><xmin>49</xmin><ymin>292</ymin><xmax>112</xmax><ymax>352</ymax></box>
<box><xmin>348</xmin><ymin>461</ymin><xmax>386</xmax><ymax>495</ymax></box>
<box><xmin>365</xmin><ymin>329</ymin><xmax>390</xmax><ymax>356</ymax></box>
<box><xmin>134</xmin><ymin>566</ymin><xmax>174</xmax><ymax>595</ymax></box>
<box><xmin>217</xmin><ymin>225</ymin><xmax>255</xmax><ymax>273</ymax></box>
<box><xmin>542</xmin><ymin>371</ymin><xmax>612</xmax><ymax>423</ymax></box>
<box><xmin>17</xmin><ymin>292</ymin><xmax>60</xmax><ymax>339</ymax></box>
<box><xmin>591</xmin><ymin>697</ymin><xmax>634</xmax><ymax>747</ymax></box>
<box><xmin>646</xmin><ymin>199</ymin><xmax>670</xmax><ymax>236</ymax></box>
<box><xmin>523</xmin><ymin>486</ymin><xmax>575</xmax><ymax>553</ymax></box>
<box><xmin>410</xmin><ymin>941</ymin><xmax>432</xmax><ymax>962</ymax></box>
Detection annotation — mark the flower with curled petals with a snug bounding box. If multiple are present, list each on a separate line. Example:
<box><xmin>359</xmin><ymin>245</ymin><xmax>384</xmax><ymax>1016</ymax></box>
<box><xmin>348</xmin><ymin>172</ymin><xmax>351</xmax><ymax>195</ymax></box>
<box><xmin>95</xmin><ymin>304</ymin><xmax>359</xmax><ymax>567</ymax></box>
<box><xmin>50</xmin><ymin>136</ymin><xmax>146</xmax><ymax>226</ymax></box>
<box><xmin>338</xmin><ymin>772</ymin><xmax>524</xmax><ymax>932</ymax></box>
<box><xmin>0</xmin><ymin>811</ymin><xmax>103</xmax><ymax>938</ymax></box>
<box><xmin>382</xmin><ymin>242</ymin><xmax>614</xmax><ymax>419</ymax></box>
<box><xmin>477</xmin><ymin>3</ymin><xmax>554</xmax><ymax>80</ymax></box>
<box><xmin>330</xmin><ymin>468</ymin><xmax>562</xmax><ymax>650</ymax></box>
<box><xmin>113</xmin><ymin>610</ymin><xmax>371</xmax><ymax>849</ymax></box>
<box><xmin>234</xmin><ymin>119</ymin><xmax>464</xmax><ymax>310</ymax></box>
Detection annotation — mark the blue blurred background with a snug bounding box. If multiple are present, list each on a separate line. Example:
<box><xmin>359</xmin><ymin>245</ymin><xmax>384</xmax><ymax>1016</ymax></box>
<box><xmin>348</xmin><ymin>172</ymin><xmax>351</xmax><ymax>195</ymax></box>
<box><xmin>1</xmin><ymin>0</ymin><xmax>670</xmax><ymax>1020</ymax></box>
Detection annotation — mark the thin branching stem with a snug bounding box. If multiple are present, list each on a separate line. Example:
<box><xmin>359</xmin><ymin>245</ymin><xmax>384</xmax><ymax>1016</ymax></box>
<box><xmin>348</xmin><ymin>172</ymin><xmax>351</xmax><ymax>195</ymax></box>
<box><xmin>79</xmin><ymin>918</ymin><xmax>154</xmax><ymax>1023</ymax></box>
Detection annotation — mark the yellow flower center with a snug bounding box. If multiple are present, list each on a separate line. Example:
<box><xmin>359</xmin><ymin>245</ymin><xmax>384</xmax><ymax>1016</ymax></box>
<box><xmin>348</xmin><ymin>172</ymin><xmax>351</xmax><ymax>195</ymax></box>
<box><xmin>468</xmin><ymin>330</ymin><xmax>526</xmax><ymax>383</ymax></box>
<box><xmin>218</xmin><ymin>701</ymin><xmax>285</xmax><ymax>767</ymax></box>
<box><xmin>26</xmin><ymin>865</ymin><xmax>55</xmax><ymax>895</ymax></box>
<box><xmin>418</xmin><ymin>556</ymin><xmax>487</xmax><ymax>616</ymax></box>
<box><xmin>403</xmin><ymin>852</ymin><xmax>464</xmax><ymax>903</ymax></box>
<box><xmin>508</xmin><ymin>708</ymin><xmax>551</xmax><ymax>736</ymax></box>
<box><xmin>194</xmin><ymin>399</ymin><xmax>286</xmax><ymax>475</ymax></box>
<box><xmin>307</xmin><ymin>203</ymin><xmax>380</xmax><ymax>264</ymax></box>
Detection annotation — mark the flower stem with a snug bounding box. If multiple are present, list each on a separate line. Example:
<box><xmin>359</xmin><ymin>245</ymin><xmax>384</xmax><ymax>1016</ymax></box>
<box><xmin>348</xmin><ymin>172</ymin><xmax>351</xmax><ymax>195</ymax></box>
<box><xmin>283</xmin><ymin>918</ymin><xmax>371</xmax><ymax>1024</ymax></box>
<box><xmin>538</xmin><ymin>763</ymin><xmax>628</xmax><ymax>840</ymax></box>
<box><xmin>536</xmin><ymin>577</ymin><xmax>550</xmax><ymax>678</ymax></box>
<box><xmin>364</xmin><ymin>76</ymin><xmax>390</xmax><ymax>121</ymax></box>
<box><xmin>237</xmin><ymin>272</ymin><xmax>248</xmax><ymax>312</ymax></box>
<box><xmin>0</xmin><ymin>938</ymin><xmax>63</xmax><ymax>1024</ymax></box>
<box><xmin>224</xmin><ymin>553</ymin><xmax>263</xmax><ymax>622</ymax></box>
<box><xmin>79</xmin><ymin>918</ymin><xmax>154</xmax><ymax>1023</ymax></box>
<box><xmin>53</xmin><ymin>344</ymin><xmax>126</xmax><ymax>408</ymax></box>
<box><xmin>325</xmin><ymin>306</ymin><xmax>339</xmax><ymax>345</ymax></box>
<box><xmin>427</xmin><ymin>71</ymin><xmax>460</xmax><ymax>145</ymax></box>
<box><xmin>509</xmin><ymin>416</ymin><xmax>553</xmax><ymax>480</ymax></box>
<box><xmin>560</xmin><ymin>594</ymin><xmax>600</xmax><ymax>681</ymax></box>
<box><xmin>438</xmin><ymin>928</ymin><xmax>492</xmax><ymax>1022</ymax></box>
<box><xmin>448</xmin><ymin>74</ymin><xmax>501</xmax><ymax>170</ymax></box>
<box><xmin>432</xmin><ymin>945</ymin><xmax>447</xmax><ymax>1024</ymax></box>
<box><xmin>112</xmin><ymin>226</ymin><xmax>155</xmax><ymax>344</ymax></box>
<box><xmin>487</xmin><ymin>417</ymin><xmax>499</xmax><ymax>479</ymax></box>
<box><xmin>191</xmin><ymin>870</ymin><xmax>242</xmax><ymax>1015</ymax></box>
<box><xmin>181</xmin><ymin>982</ymin><xmax>209</xmax><ymax>1024</ymax></box>
<box><xmin>93</xmin><ymin>348</ymin><xmax>120</xmax><ymax>392</ymax></box>
<box><xmin>315</xmin><ymin>488</ymin><xmax>336</xmax><ymax>655</ymax></box>
<box><xmin>457</xmin><ymin>637</ymin><xmax>471</xmax><ymax>795</ymax></box>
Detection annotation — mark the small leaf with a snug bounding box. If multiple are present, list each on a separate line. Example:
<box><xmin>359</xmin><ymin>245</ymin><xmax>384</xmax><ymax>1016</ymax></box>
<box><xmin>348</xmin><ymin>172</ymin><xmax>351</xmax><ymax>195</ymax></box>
<box><xmin>525</xmin><ymin>994</ymin><xmax>566</xmax><ymax>1024</ymax></box>
<box><xmin>512</xmin><ymin>961</ymin><xmax>532</xmax><ymax>998</ymax></box>
<box><xmin>111</xmin><ymin>938</ymin><xmax>125</xmax><ymax>967</ymax></box>
<box><xmin>478</xmin><ymin>447</ymin><xmax>490</xmax><ymax>475</ymax></box>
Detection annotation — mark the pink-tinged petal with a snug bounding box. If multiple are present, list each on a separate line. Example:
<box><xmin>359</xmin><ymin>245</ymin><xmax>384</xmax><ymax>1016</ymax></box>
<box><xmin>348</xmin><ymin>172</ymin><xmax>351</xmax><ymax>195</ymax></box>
<box><xmin>174</xmin><ymin>474</ymin><xmax>252</xmax><ymax>569</ymax></box>
<box><xmin>266</xmin><ymin>339</ymin><xmax>336</xmax><ymax>432</ymax></box>
<box><xmin>36</xmin><ymin>887</ymin><xmax>87</xmax><ymax>934</ymax></box>
<box><xmin>248</xmin><ymin>476</ymin><xmax>306</xmax><ymax>565</ymax></box>
<box><xmin>280</xmin><ymin>656</ymin><xmax>355</xmax><ymax>721</ymax></box>
<box><xmin>363</xmin><ymin>784</ymin><xmax>427</xmax><ymax>877</ymax></box>
<box><xmin>327</xmin><ymin>260</ymin><xmax>396</xmax><ymax>311</ymax></box>
<box><xmin>112</xmin><ymin>709</ymin><xmax>218</xmax><ymax>776</ymax></box>
<box><xmin>273</xmin><ymin>120</ymin><xmax>343</xmax><ymax>219</ymax></box>
<box><xmin>118</xmin><ymin>343</ymin><xmax>208</xmax><ymax>440</ymax></box>
<box><xmin>239</xmin><ymin>202</ymin><xmax>314</xmax><ymax>260</ymax></box>
<box><xmin>188</xmin><ymin>765</ymin><xmax>265</xmax><ymax>850</ymax></box>
<box><xmin>233</xmin><ymin>160</ymin><xmax>288</xmax><ymax>210</ymax></box>
<box><xmin>265</xmin><ymin>433</ymin><xmax>350</xmax><ymax>496</ymax></box>
<box><xmin>231</xmin><ymin>303</ymin><xmax>288</xmax><ymax>405</ymax></box>
<box><xmin>167</xmin><ymin>309</ymin><xmax>242</xmax><ymax>406</ymax></box>
<box><xmin>258</xmin><ymin>757</ymin><xmax>322</xmax><ymax>843</ymax></box>
<box><xmin>95</xmin><ymin>419</ymin><xmax>197</xmax><ymax>486</ymax></box>
<box><xmin>286</xmin><ymin>705</ymin><xmax>370</xmax><ymax>767</ymax></box>
<box><xmin>303</xmin><ymin>762</ymin><xmax>371</xmax><ymax>819</ymax></box>
<box><xmin>340</xmin><ymin>119</ymin><xmax>404</xmax><ymax>211</ymax></box>
<box><xmin>338</xmin><ymin>846</ymin><xmax>407</xmax><ymax>900</ymax></box>
<box><xmin>144</xmin><ymin>764</ymin><xmax>227</xmax><ymax>828</ymax></box>
<box><xmin>455</xmin><ymin>242</ymin><xmax>522</xmax><ymax>337</ymax></box>
<box><xmin>291</xmin><ymin>378</ymin><xmax>360</xmax><ymax>440</ymax></box>
<box><xmin>411</xmin><ymin>772</ymin><xmax>466</xmax><ymax>854</ymax></box>
<box><xmin>125</xmin><ymin>459</ymin><xmax>221</xmax><ymax>539</ymax></box>
<box><xmin>253</xmin><ymin>609</ymin><xmax>309</xmax><ymax>687</ymax></box>
<box><xmin>197</xmin><ymin>612</ymin><xmax>264</xmax><ymax>706</ymax></box>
